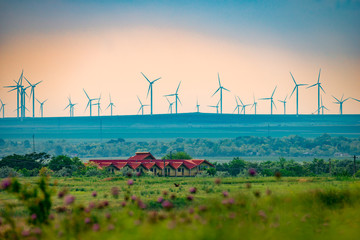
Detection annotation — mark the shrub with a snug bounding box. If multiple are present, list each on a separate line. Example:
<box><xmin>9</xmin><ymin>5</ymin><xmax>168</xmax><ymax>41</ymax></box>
<box><xmin>54</xmin><ymin>167</ymin><xmax>73</xmax><ymax>177</ymax></box>
<box><xmin>215</xmin><ymin>171</ymin><xmax>230</xmax><ymax>177</ymax></box>
<box><xmin>0</xmin><ymin>166</ymin><xmax>20</xmax><ymax>178</ymax></box>
<box><xmin>39</xmin><ymin>167</ymin><xmax>53</xmax><ymax>177</ymax></box>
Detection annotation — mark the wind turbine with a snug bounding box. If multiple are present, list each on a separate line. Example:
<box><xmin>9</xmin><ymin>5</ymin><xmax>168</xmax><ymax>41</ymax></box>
<box><xmin>20</xmin><ymin>85</ymin><xmax>30</xmax><ymax>118</ymax></box>
<box><xmin>36</xmin><ymin>98</ymin><xmax>47</xmax><ymax>118</ymax></box>
<box><xmin>24</xmin><ymin>76</ymin><xmax>42</xmax><ymax>118</ymax></box>
<box><xmin>164</xmin><ymin>81</ymin><xmax>181</xmax><ymax>114</ymax></box>
<box><xmin>165</xmin><ymin>97</ymin><xmax>174</xmax><ymax>114</ymax></box>
<box><xmin>307</xmin><ymin>69</ymin><xmax>325</xmax><ymax>115</ymax></box>
<box><xmin>233</xmin><ymin>96</ymin><xmax>241</xmax><ymax>114</ymax></box>
<box><xmin>64</xmin><ymin>97</ymin><xmax>76</xmax><ymax>117</ymax></box>
<box><xmin>4</xmin><ymin>70</ymin><xmax>23</xmax><ymax>118</ymax></box>
<box><xmin>208</xmin><ymin>101</ymin><xmax>220</xmax><ymax>114</ymax></box>
<box><xmin>106</xmin><ymin>94</ymin><xmax>116</xmax><ymax>116</ymax></box>
<box><xmin>251</xmin><ymin>95</ymin><xmax>258</xmax><ymax>115</ymax></box>
<box><xmin>141</xmin><ymin>72</ymin><xmax>161</xmax><ymax>115</ymax></box>
<box><xmin>94</xmin><ymin>94</ymin><xmax>102</xmax><ymax>116</ymax></box>
<box><xmin>260</xmin><ymin>86</ymin><xmax>277</xmax><ymax>115</ymax></box>
<box><xmin>212</xmin><ymin>73</ymin><xmax>230</xmax><ymax>114</ymax></box>
<box><xmin>237</xmin><ymin>97</ymin><xmax>251</xmax><ymax>115</ymax></box>
<box><xmin>313</xmin><ymin>96</ymin><xmax>328</xmax><ymax>115</ymax></box>
<box><xmin>83</xmin><ymin>89</ymin><xmax>99</xmax><ymax>117</ymax></box>
<box><xmin>196</xmin><ymin>98</ymin><xmax>200</xmax><ymax>113</ymax></box>
<box><xmin>278</xmin><ymin>95</ymin><xmax>288</xmax><ymax>115</ymax></box>
<box><xmin>0</xmin><ymin>99</ymin><xmax>5</xmax><ymax>118</ymax></box>
<box><xmin>137</xmin><ymin>96</ymin><xmax>149</xmax><ymax>115</ymax></box>
<box><xmin>332</xmin><ymin>95</ymin><xmax>350</xmax><ymax>115</ymax></box>
<box><xmin>289</xmin><ymin>72</ymin><xmax>307</xmax><ymax>116</ymax></box>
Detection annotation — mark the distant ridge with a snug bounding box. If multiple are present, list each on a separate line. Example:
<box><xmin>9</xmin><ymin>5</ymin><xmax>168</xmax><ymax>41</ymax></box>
<box><xmin>0</xmin><ymin>113</ymin><xmax>360</xmax><ymax>139</ymax></box>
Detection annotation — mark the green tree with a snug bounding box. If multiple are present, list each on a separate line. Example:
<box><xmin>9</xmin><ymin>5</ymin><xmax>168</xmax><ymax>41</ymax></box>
<box><xmin>162</xmin><ymin>151</ymin><xmax>192</xmax><ymax>160</ymax></box>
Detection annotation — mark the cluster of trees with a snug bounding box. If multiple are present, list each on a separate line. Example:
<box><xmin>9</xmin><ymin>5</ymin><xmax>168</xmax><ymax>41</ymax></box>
<box><xmin>211</xmin><ymin>157</ymin><xmax>360</xmax><ymax>177</ymax></box>
<box><xmin>0</xmin><ymin>153</ymin><xmax>109</xmax><ymax>178</ymax></box>
<box><xmin>1</xmin><ymin>134</ymin><xmax>359</xmax><ymax>158</ymax></box>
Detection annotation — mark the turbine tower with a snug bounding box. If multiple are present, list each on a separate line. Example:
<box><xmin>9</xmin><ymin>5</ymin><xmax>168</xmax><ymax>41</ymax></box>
<box><xmin>36</xmin><ymin>98</ymin><xmax>47</xmax><ymax>118</ymax></box>
<box><xmin>313</xmin><ymin>96</ymin><xmax>328</xmax><ymax>115</ymax></box>
<box><xmin>141</xmin><ymin>72</ymin><xmax>161</xmax><ymax>115</ymax></box>
<box><xmin>64</xmin><ymin>97</ymin><xmax>76</xmax><ymax>117</ymax></box>
<box><xmin>0</xmin><ymin>99</ymin><xmax>5</xmax><ymax>118</ymax></box>
<box><xmin>212</xmin><ymin>73</ymin><xmax>230</xmax><ymax>114</ymax></box>
<box><xmin>260</xmin><ymin>86</ymin><xmax>277</xmax><ymax>115</ymax></box>
<box><xmin>20</xmin><ymin>85</ymin><xmax>30</xmax><ymax>118</ymax></box>
<box><xmin>289</xmin><ymin>72</ymin><xmax>307</xmax><ymax>116</ymax></box>
<box><xmin>165</xmin><ymin>97</ymin><xmax>174</xmax><ymax>114</ymax></box>
<box><xmin>237</xmin><ymin>97</ymin><xmax>251</xmax><ymax>115</ymax></box>
<box><xmin>137</xmin><ymin>96</ymin><xmax>149</xmax><ymax>115</ymax></box>
<box><xmin>106</xmin><ymin>94</ymin><xmax>116</xmax><ymax>116</ymax></box>
<box><xmin>251</xmin><ymin>95</ymin><xmax>258</xmax><ymax>115</ymax></box>
<box><xmin>278</xmin><ymin>95</ymin><xmax>288</xmax><ymax>115</ymax></box>
<box><xmin>24</xmin><ymin>76</ymin><xmax>42</xmax><ymax>118</ymax></box>
<box><xmin>4</xmin><ymin>70</ymin><xmax>23</xmax><ymax>118</ymax></box>
<box><xmin>208</xmin><ymin>101</ymin><xmax>220</xmax><ymax>114</ymax></box>
<box><xmin>94</xmin><ymin>94</ymin><xmax>102</xmax><ymax>116</ymax></box>
<box><xmin>332</xmin><ymin>95</ymin><xmax>349</xmax><ymax>115</ymax></box>
<box><xmin>164</xmin><ymin>81</ymin><xmax>181</xmax><ymax>114</ymax></box>
<box><xmin>233</xmin><ymin>96</ymin><xmax>241</xmax><ymax>114</ymax></box>
<box><xmin>307</xmin><ymin>69</ymin><xmax>325</xmax><ymax>115</ymax></box>
<box><xmin>83</xmin><ymin>89</ymin><xmax>99</xmax><ymax>117</ymax></box>
<box><xmin>196</xmin><ymin>98</ymin><xmax>200</xmax><ymax>113</ymax></box>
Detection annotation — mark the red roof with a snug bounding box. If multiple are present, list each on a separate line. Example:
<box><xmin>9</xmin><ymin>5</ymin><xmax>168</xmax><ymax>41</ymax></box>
<box><xmin>141</xmin><ymin>162</ymin><xmax>156</xmax><ymax>170</ymax></box>
<box><xmin>88</xmin><ymin>153</ymin><xmax>214</xmax><ymax>170</ymax></box>
<box><xmin>169</xmin><ymin>162</ymin><xmax>183</xmax><ymax>169</ymax></box>
<box><xmin>128</xmin><ymin>152</ymin><xmax>156</xmax><ymax>161</ymax></box>
<box><xmin>127</xmin><ymin>162</ymin><xmax>142</xmax><ymax>170</ymax></box>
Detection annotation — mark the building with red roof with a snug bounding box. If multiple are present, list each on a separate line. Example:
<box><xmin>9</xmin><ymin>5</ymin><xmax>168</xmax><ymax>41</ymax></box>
<box><xmin>89</xmin><ymin>152</ymin><xmax>214</xmax><ymax>177</ymax></box>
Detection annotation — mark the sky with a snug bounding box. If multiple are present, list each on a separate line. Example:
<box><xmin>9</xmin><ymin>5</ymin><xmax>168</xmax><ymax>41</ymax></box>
<box><xmin>0</xmin><ymin>0</ymin><xmax>359</xmax><ymax>117</ymax></box>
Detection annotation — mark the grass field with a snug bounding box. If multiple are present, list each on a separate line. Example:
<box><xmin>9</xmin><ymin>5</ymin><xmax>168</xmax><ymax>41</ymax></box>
<box><xmin>1</xmin><ymin>176</ymin><xmax>360</xmax><ymax>239</ymax></box>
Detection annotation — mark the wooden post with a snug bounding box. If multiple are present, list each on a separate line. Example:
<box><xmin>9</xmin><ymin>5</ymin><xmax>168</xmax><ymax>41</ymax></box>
<box><xmin>328</xmin><ymin>158</ymin><xmax>331</xmax><ymax>176</ymax></box>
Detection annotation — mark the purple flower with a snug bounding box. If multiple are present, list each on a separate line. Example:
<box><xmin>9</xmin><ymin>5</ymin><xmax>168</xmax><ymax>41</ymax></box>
<box><xmin>84</xmin><ymin>217</ymin><xmax>91</xmax><ymax>224</ymax></box>
<box><xmin>161</xmin><ymin>200</ymin><xmax>173</xmax><ymax>210</ymax></box>
<box><xmin>92</xmin><ymin>191</ymin><xmax>97</xmax><ymax>197</ymax></box>
<box><xmin>222</xmin><ymin>191</ymin><xmax>229</xmax><ymax>198</ymax></box>
<box><xmin>111</xmin><ymin>187</ymin><xmax>119</xmax><ymax>197</ymax></box>
<box><xmin>157</xmin><ymin>197</ymin><xmax>164</xmax><ymax>203</ymax></box>
<box><xmin>92</xmin><ymin>223</ymin><xmax>100</xmax><ymax>232</ymax></box>
<box><xmin>105</xmin><ymin>213</ymin><xmax>111</xmax><ymax>219</ymax></box>
<box><xmin>186</xmin><ymin>195</ymin><xmax>194</xmax><ymax>201</ymax></box>
<box><xmin>0</xmin><ymin>178</ymin><xmax>11</xmax><ymax>190</ymax></box>
<box><xmin>32</xmin><ymin>227</ymin><xmax>42</xmax><ymax>235</ymax></box>
<box><xmin>136</xmin><ymin>172</ymin><xmax>141</xmax><ymax>177</ymax></box>
<box><xmin>121</xmin><ymin>201</ymin><xmax>127</xmax><ymax>207</ymax></box>
<box><xmin>31</xmin><ymin>213</ymin><xmax>37</xmax><ymax>221</ymax></box>
<box><xmin>137</xmin><ymin>200</ymin><xmax>147</xmax><ymax>209</ymax></box>
<box><xmin>228</xmin><ymin>198</ymin><xmax>235</xmax><ymax>204</ymax></box>
<box><xmin>108</xmin><ymin>224</ymin><xmax>115</xmax><ymax>231</ymax></box>
<box><xmin>127</xmin><ymin>179</ymin><xmax>134</xmax><ymax>186</ymax></box>
<box><xmin>248</xmin><ymin>168</ymin><xmax>257</xmax><ymax>177</ymax></box>
<box><xmin>214</xmin><ymin>178</ymin><xmax>221</xmax><ymax>185</ymax></box>
<box><xmin>189</xmin><ymin>187</ymin><xmax>197</xmax><ymax>194</ymax></box>
<box><xmin>131</xmin><ymin>195</ymin><xmax>137</xmax><ymax>201</ymax></box>
<box><xmin>89</xmin><ymin>201</ymin><xmax>96</xmax><ymax>209</ymax></box>
<box><xmin>22</xmin><ymin>230</ymin><xmax>30</xmax><ymax>237</ymax></box>
<box><xmin>64</xmin><ymin>195</ymin><xmax>75</xmax><ymax>205</ymax></box>
<box><xmin>49</xmin><ymin>214</ymin><xmax>55</xmax><ymax>220</ymax></box>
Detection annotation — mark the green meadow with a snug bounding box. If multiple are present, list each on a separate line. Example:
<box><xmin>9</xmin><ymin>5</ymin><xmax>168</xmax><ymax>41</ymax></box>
<box><xmin>1</xmin><ymin>176</ymin><xmax>360</xmax><ymax>239</ymax></box>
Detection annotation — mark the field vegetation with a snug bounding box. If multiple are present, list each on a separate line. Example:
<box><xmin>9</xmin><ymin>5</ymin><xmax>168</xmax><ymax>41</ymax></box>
<box><xmin>1</xmin><ymin>175</ymin><xmax>360</xmax><ymax>239</ymax></box>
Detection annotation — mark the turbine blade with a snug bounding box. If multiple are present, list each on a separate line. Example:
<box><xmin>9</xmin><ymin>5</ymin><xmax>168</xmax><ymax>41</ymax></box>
<box><xmin>212</xmin><ymin>88</ymin><xmax>220</xmax><ymax>97</ymax></box>
<box><xmin>307</xmin><ymin>83</ymin><xmax>317</xmax><ymax>89</ymax></box>
<box><xmin>332</xmin><ymin>95</ymin><xmax>340</xmax><ymax>102</ymax></box>
<box><xmin>83</xmin><ymin>89</ymin><xmax>90</xmax><ymax>100</ymax></box>
<box><xmin>141</xmin><ymin>72</ymin><xmax>150</xmax><ymax>83</ymax></box>
<box><xmin>146</xmin><ymin>85</ymin><xmax>151</xmax><ymax>98</ymax></box>
<box><xmin>176</xmin><ymin>81</ymin><xmax>181</xmax><ymax>93</ymax></box>
<box><xmin>289</xmin><ymin>86</ymin><xmax>296</xmax><ymax>99</ymax></box>
<box><xmin>290</xmin><ymin>72</ymin><xmax>297</xmax><ymax>85</ymax></box>
<box><xmin>218</xmin><ymin>73</ymin><xmax>221</xmax><ymax>87</ymax></box>
<box><xmin>271</xmin><ymin>86</ymin><xmax>277</xmax><ymax>97</ymax></box>
<box><xmin>223</xmin><ymin>87</ymin><xmax>230</xmax><ymax>92</ymax></box>
<box><xmin>318</xmin><ymin>68</ymin><xmax>321</xmax><ymax>83</ymax></box>
<box><xmin>152</xmin><ymin>77</ymin><xmax>161</xmax><ymax>83</ymax></box>
<box><xmin>137</xmin><ymin>96</ymin><xmax>142</xmax><ymax>105</ymax></box>
<box><xmin>320</xmin><ymin>84</ymin><xmax>326</xmax><ymax>93</ymax></box>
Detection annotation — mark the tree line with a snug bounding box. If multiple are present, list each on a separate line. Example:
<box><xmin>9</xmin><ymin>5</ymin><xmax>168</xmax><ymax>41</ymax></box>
<box><xmin>0</xmin><ymin>151</ymin><xmax>359</xmax><ymax>178</ymax></box>
<box><xmin>0</xmin><ymin>134</ymin><xmax>359</xmax><ymax>158</ymax></box>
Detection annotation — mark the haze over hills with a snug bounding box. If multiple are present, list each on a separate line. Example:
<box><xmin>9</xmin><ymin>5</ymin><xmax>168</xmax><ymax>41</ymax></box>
<box><xmin>0</xmin><ymin>113</ymin><xmax>359</xmax><ymax>140</ymax></box>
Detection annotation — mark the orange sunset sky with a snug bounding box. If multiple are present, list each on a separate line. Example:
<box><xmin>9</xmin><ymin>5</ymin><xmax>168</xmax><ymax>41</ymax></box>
<box><xmin>0</xmin><ymin>0</ymin><xmax>359</xmax><ymax>117</ymax></box>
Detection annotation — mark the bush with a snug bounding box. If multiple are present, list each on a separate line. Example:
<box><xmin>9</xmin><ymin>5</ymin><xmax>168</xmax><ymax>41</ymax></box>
<box><xmin>0</xmin><ymin>166</ymin><xmax>20</xmax><ymax>178</ymax></box>
<box><xmin>85</xmin><ymin>168</ymin><xmax>105</xmax><ymax>177</ymax></box>
<box><xmin>54</xmin><ymin>167</ymin><xmax>73</xmax><ymax>177</ymax></box>
<box><xmin>215</xmin><ymin>171</ymin><xmax>230</xmax><ymax>177</ymax></box>
<box><xmin>39</xmin><ymin>167</ymin><xmax>53</xmax><ymax>177</ymax></box>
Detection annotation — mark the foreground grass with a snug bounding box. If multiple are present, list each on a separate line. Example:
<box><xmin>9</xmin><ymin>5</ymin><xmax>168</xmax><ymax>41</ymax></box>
<box><xmin>1</xmin><ymin>176</ymin><xmax>360</xmax><ymax>239</ymax></box>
